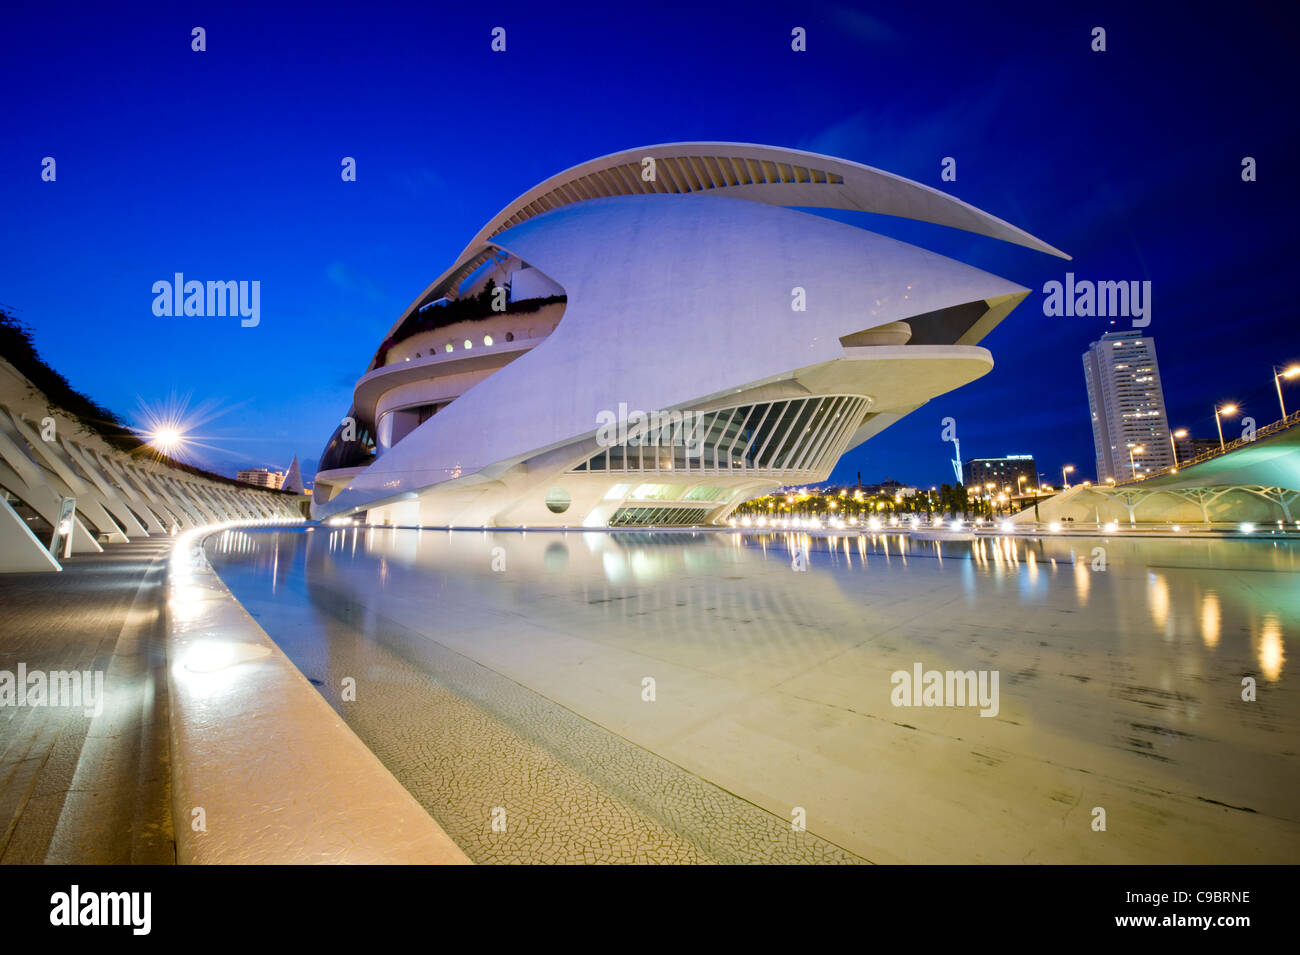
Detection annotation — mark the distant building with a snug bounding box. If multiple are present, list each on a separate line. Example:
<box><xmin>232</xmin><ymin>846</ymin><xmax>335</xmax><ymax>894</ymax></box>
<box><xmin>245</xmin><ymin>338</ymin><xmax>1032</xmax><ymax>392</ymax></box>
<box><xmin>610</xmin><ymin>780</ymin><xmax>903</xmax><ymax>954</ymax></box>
<box><xmin>236</xmin><ymin>467</ymin><xmax>285</xmax><ymax>490</ymax></box>
<box><xmin>1082</xmin><ymin>330</ymin><xmax>1173</xmax><ymax>482</ymax></box>
<box><xmin>963</xmin><ymin>455</ymin><xmax>1037</xmax><ymax>492</ymax></box>
<box><xmin>857</xmin><ymin>478</ymin><xmax>918</xmax><ymax>497</ymax></box>
<box><xmin>1173</xmin><ymin>435</ymin><xmax>1219</xmax><ymax>465</ymax></box>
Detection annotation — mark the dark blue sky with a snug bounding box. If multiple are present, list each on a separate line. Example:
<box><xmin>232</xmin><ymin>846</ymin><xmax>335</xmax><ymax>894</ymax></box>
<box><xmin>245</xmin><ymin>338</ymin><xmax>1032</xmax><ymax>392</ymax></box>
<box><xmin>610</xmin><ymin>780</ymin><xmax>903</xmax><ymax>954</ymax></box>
<box><xmin>3</xmin><ymin>1</ymin><xmax>1296</xmax><ymax>486</ymax></box>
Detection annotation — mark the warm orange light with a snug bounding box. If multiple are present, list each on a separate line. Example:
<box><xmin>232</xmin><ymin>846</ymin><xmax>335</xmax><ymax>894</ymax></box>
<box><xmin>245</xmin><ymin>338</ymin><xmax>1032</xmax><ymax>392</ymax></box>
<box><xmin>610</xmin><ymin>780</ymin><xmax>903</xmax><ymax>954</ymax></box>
<box><xmin>1220</xmin><ymin>404</ymin><xmax>1238</xmax><ymax>415</ymax></box>
<box><xmin>1282</xmin><ymin>366</ymin><xmax>1300</xmax><ymax>379</ymax></box>
<box><xmin>1173</xmin><ymin>429</ymin><xmax>1187</xmax><ymax>438</ymax></box>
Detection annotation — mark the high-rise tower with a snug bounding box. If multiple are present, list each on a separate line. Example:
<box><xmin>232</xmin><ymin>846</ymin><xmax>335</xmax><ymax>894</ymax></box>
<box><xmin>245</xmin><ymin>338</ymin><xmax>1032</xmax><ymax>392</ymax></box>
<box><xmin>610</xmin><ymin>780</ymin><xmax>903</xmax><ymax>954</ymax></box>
<box><xmin>1082</xmin><ymin>330</ymin><xmax>1173</xmax><ymax>482</ymax></box>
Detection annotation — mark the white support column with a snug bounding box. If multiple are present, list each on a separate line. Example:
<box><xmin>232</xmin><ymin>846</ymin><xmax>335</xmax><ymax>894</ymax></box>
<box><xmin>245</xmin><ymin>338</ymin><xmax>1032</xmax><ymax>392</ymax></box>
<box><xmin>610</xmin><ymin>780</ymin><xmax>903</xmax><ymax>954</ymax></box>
<box><xmin>93</xmin><ymin>452</ymin><xmax>171</xmax><ymax>533</ymax></box>
<box><xmin>0</xmin><ymin>496</ymin><xmax>62</xmax><ymax>572</ymax></box>
<box><xmin>164</xmin><ymin>475</ymin><xmax>216</xmax><ymax>525</ymax></box>
<box><xmin>212</xmin><ymin>484</ymin><xmax>256</xmax><ymax>520</ymax></box>
<box><xmin>0</xmin><ymin>421</ymin><xmax>102</xmax><ymax>554</ymax></box>
<box><xmin>165</xmin><ymin>476</ymin><xmax>221</xmax><ymax>524</ymax></box>
<box><xmin>120</xmin><ymin>462</ymin><xmax>192</xmax><ymax>530</ymax></box>
<box><xmin>194</xmin><ymin>482</ymin><xmax>238</xmax><ymax>521</ymax></box>
<box><xmin>6</xmin><ymin>413</ymin><xmax>129</xmax><ymax>543</ymax></box>
<box><xmin>61</xmin><ymin>438</ymin><xmax>149</xmax><ymax>537</ymax></box>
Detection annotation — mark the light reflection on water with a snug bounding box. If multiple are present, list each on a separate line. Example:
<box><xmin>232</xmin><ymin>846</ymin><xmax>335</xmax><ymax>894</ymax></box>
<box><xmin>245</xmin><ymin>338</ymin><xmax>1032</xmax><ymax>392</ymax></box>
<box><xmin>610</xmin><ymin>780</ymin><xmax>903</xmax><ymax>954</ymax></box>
<box><xmin>204</xmin><ymin>526</ymin><xmax>1300</xmax><ymax>863</ymax></box>
<box><xmin>208</xmin><ymin>526</ymin><xmax>1298</xmax><ymax>689</ymax></box>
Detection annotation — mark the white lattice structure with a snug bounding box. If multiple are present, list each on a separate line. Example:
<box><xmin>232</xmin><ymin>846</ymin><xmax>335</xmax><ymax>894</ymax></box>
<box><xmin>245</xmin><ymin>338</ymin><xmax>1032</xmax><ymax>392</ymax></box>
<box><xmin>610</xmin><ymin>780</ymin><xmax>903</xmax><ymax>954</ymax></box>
<box><xmin>0</xmin><ymin>358</ymin><xmax>303</xmax><ymax>572</ymax></box>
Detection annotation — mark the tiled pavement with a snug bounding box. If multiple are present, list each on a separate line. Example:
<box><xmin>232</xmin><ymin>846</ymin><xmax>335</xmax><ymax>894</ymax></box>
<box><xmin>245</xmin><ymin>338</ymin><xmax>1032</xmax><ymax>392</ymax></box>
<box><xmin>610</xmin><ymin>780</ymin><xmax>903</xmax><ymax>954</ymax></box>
<box><xmin>0</xmin><ymin>538</ymin><xmax>175</xmax><ymax>864</ymax></box>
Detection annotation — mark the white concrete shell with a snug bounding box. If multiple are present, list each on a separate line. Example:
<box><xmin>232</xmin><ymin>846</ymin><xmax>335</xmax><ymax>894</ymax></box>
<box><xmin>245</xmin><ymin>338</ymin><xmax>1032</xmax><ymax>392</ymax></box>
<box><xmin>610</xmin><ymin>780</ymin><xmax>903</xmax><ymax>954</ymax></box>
<box><xmin>313</xmin><ymin>143</ymin><xmax>1064</xmax><ymax>528</ymax></box>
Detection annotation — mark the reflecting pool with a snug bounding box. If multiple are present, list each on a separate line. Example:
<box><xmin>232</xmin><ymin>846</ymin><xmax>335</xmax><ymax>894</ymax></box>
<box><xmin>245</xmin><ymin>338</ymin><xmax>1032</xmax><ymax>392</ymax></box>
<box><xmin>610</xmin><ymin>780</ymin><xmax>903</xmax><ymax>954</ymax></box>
<box><xmin>206</xmin><ymin>526</ymin><xmax>1300</xmax><ymax>864</ymax></box>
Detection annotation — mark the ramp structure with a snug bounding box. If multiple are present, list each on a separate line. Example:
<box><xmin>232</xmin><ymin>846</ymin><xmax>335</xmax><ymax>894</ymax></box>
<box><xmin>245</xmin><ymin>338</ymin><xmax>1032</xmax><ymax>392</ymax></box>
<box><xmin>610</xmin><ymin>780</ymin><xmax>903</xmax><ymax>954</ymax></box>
<box><xmin>1015</xmin><ymin>411</ymin><xmax>1300</xmax><ymax>526</ymax></box>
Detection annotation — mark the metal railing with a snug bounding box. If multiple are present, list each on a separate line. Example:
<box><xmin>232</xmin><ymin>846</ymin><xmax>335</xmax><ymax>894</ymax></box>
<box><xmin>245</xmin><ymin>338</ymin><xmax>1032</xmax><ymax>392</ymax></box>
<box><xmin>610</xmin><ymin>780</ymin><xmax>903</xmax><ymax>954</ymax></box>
<box><xmin>1112</xmin><ymin>409</ymin><xmax>1300</xmax><ymax>487</ymax></box>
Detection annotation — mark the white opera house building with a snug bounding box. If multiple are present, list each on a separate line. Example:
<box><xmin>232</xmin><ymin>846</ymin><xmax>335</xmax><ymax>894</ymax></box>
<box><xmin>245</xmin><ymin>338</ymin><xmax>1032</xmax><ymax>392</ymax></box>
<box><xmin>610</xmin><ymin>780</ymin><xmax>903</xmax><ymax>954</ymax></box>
<box><xmin>311</xmin><ymin>143</ymin><xmax>1066</xmax><ymax>528</ymax></box>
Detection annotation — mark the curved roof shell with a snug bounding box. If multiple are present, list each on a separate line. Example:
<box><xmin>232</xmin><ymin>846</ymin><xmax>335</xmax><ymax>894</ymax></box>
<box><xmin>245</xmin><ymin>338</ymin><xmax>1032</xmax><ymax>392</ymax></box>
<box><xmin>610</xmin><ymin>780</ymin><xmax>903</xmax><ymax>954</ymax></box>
<box><xmin>373</xmin><ymin>141</ymin><xmax>1067</xmax><ymax>356</ymax></box>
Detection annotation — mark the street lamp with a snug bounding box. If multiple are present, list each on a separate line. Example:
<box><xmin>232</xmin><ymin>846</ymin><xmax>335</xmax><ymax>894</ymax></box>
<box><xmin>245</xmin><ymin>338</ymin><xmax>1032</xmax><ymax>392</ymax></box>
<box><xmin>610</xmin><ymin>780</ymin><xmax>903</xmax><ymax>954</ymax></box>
<box><xmin>1168</xmin><ymin>428</ymin><xmax>1187</xmax><ymax>468</ymax></box>
<box><xmin>1061</xmin><ymin>465</ymin><xmax>1074</xmax><ymax>488</ymax></box>
<box><xmin>1275</xmin><ymin>365</ymin><xmax>1300</xmax><ymax>418</ymax></box>
<box><xmin>1127</xmin><ymin>444</ymin><xmax>1145</xmax><ymax>480</ymax></box>
<box><xmin>1214</xmin><ymin>404</ymin><xmax>1238</xmax><ymax>451</ymax></box>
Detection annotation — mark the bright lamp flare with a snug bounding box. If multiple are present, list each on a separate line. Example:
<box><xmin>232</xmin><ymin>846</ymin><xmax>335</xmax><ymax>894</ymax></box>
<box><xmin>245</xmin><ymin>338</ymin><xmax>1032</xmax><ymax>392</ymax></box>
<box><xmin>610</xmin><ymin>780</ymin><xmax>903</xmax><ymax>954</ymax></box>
<box><xmin>153</xmin><ymin>427</ymin><xmax>183</xmax><ymax>452</ymax></box>
<box><xmin>131</xmin><ymin>391</ymin><xmax>241</xmax><ymax>466</ymax></box>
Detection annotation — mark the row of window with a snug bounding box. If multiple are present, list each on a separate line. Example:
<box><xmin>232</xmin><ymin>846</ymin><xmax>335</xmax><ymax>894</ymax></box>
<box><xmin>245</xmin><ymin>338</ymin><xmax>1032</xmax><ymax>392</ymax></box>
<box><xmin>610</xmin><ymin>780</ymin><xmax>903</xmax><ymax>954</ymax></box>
<box><xmin>403</xmin><ymin>332</ymin><xmax>516</xmax><ymax>361</ymax></box>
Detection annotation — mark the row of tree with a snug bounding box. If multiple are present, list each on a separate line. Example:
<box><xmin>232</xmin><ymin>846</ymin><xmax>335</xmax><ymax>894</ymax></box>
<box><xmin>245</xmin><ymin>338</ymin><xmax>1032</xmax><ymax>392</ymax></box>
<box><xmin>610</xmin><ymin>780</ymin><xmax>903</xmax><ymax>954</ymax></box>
<box><xmin>734</xmin><ymin>482</ymin><xmax>1021</xmax><ymax>520</ymax></box>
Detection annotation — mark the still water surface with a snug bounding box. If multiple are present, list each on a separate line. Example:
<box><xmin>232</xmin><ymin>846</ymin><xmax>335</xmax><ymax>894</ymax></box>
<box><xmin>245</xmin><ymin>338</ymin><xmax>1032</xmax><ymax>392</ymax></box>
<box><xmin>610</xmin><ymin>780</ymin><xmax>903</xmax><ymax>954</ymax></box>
<box><xmin>206</xmin><ymin>526</ymin><xmax>1299</xmax><ymax>864</ymax></box>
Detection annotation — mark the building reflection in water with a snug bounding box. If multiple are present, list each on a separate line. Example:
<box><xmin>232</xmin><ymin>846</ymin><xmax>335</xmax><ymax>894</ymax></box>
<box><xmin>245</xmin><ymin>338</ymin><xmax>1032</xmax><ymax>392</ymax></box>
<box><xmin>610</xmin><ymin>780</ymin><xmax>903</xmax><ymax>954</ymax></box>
<box><xmin>1259</xmin><ymin>614</ymin><xmax>1285</xmax><ymax>681</ymax></box>
<box><xmin>1200</xmin><ymin>591</ymin><xmax>1221</xmax><ymax>648</ymax></box>
<box><xmin>1073</xmin><ymin>557</ymin><xmax>1091</xmax><ymax>605</ymax></box>
<box><xmin>1148</xmin><ymin>572</ymin><xmax>1170</xmax><ymax>633</ymax></box>
<box><xmin>210</xmin><ymin>526</ymin><xmax>1295</xmax><ymax>704</ymax></box>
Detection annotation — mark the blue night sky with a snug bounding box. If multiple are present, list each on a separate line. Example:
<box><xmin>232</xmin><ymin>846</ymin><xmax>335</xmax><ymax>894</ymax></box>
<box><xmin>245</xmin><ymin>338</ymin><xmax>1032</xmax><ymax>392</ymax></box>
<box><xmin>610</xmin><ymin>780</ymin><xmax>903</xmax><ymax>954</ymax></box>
<box><xmin>2</xmin><ymin>1</ymin><xmax>1296</xmax><ymax>487</ymax></box>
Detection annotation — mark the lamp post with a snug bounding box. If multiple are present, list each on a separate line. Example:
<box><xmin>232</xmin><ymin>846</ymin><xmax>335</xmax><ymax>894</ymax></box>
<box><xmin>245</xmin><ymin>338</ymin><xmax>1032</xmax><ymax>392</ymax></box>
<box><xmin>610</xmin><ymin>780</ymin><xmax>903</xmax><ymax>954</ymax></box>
<box><xmin>1275</xmin><ymin>365</ymin><xmax>1300</xmax><ymax>418</ymax></box>
<box><xmin>1061</xmin><ymin>465</ymin><xmax>1074</xmax><ymax>488</ymax></box>
<box><xmin>1127</xmin><ymin>444</ymin><xmax>1144</xmax><ymax>480</ymax></box>
<box><xmin>1168</xmin><ymin>428</ymin><xmax>1187</xmax><ymax>468</ymax></box>
<box><xmin>1214</xmin><ymin>404</ymin><xmax>1238</xmax><ymax>451</ymax></box>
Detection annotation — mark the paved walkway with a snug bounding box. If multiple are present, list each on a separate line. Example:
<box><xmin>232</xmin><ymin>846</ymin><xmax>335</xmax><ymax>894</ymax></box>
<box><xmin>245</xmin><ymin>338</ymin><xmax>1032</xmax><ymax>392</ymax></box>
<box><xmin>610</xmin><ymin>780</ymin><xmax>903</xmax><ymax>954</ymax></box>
<box><xmin>0</xmin><ymin>538</ymin><xmax>175</xmax><ymax>864</ymax></box>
